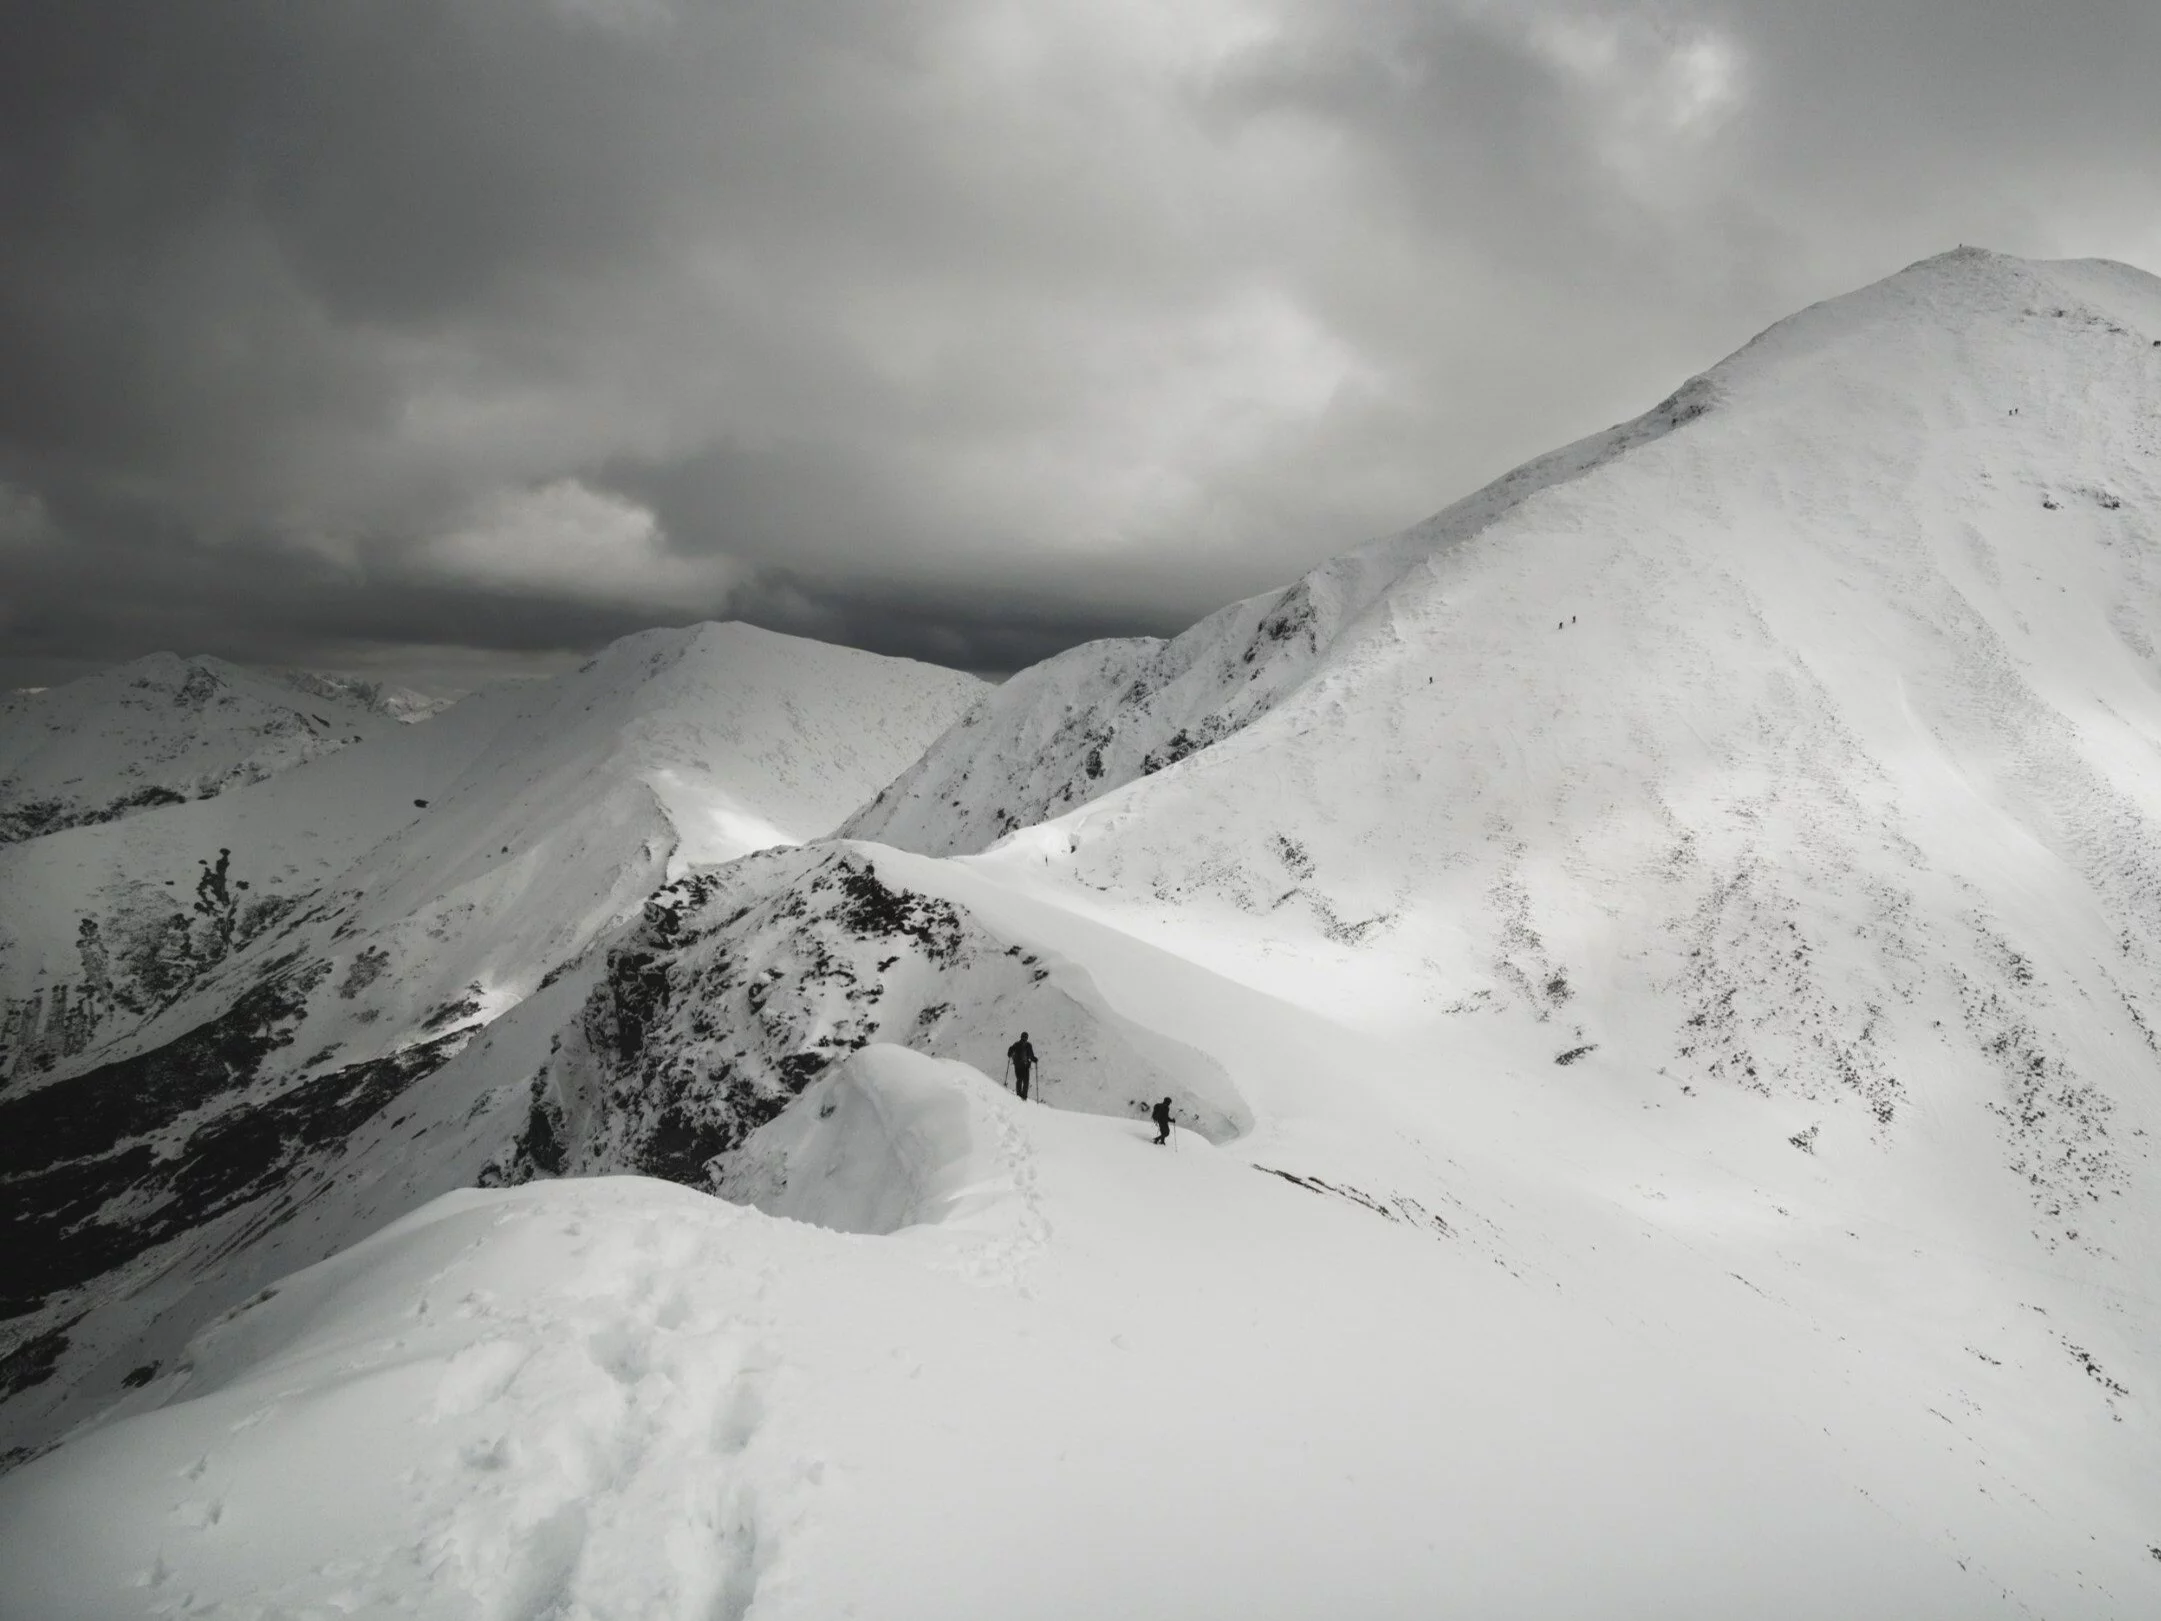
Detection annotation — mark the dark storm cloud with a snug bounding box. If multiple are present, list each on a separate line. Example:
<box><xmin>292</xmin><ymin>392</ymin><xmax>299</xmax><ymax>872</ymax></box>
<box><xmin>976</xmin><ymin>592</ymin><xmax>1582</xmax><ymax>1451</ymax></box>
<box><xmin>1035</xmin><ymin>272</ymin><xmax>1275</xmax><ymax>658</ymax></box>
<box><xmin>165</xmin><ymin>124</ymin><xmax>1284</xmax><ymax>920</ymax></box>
<box><xmin>2</xmin><ymin>0</ymin><xmax>2157</xmax><ymax>689</ymax></box>
<box><xmin>0</xmin><ymin>487</ymin><xmax>1153</xmax><ymax>690</ymax></box>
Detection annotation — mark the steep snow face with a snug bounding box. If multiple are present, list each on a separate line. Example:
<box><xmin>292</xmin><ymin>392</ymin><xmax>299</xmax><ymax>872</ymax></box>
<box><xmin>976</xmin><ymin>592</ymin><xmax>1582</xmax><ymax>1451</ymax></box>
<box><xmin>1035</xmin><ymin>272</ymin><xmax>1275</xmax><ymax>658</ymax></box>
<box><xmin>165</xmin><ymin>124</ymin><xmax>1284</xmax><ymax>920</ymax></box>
<box><xmin>0</xmin><ymin>625</ymin><xmax>980</xmax><ymax>1457</ymax></box>
<box><xmin>844</xmin><ymin>376</ymin><xmax>1720</xmax><ymax>858</ymax></box>
<box><xmin>724</xmin><ymin>1045</ymin><xmax>1035</xmax><ymax>1234</ymax></box>
<box><xmin>0</xmin><ymin>654</ymin><xmax>415</xmax><ymax>843</ymax></box>
<box><xmin>859</xmin><ymin>250</ymin><xmax>2161</xmax><ymax>895</ymax></box>
<box><xmin>877</xmin><ymin>249</ymin><xmax>2161</xmax><ymax>1242</ymax></box>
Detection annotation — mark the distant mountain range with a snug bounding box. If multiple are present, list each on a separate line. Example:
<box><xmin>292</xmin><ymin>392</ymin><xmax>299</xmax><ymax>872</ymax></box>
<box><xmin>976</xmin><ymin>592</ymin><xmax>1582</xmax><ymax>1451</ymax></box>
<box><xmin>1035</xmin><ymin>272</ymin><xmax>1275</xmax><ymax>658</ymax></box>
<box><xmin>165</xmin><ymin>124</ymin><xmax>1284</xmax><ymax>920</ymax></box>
<box><xmin>0</xmin><ymin>625</ymin><xmax>981</xmax><ymax>1455</ymax></box>
<box><xmin>0</xmin><ymin>655</ymin><xmax>451</xmax><ymax>844</ymax></box>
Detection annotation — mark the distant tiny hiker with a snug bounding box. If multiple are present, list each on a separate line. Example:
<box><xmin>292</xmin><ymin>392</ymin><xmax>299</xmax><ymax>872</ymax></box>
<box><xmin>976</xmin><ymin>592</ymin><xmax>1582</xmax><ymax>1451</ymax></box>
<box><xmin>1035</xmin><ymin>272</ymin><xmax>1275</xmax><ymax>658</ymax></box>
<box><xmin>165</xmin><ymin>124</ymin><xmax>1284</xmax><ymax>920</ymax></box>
<box><xmin>1006</xmin><ymin>1032</ymin><xmax>1038</xmax><ymax>1101</ymax></box>
<box><xmin>1151</xmin><ymin>1096</ymin><xmax>1173</xmax><ymax>1145</ymax></box>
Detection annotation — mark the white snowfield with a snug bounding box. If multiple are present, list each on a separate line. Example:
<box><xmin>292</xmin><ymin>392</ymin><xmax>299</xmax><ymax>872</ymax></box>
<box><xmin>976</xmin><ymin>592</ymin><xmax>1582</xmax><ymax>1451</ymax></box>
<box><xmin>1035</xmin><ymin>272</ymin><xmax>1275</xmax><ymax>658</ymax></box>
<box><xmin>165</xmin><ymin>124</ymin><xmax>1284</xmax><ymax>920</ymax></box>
<box><xmin>6</xmin><ymin>248</ymin><xmax>2161</xmax><ymax>1617</ymax></box>
<box><xmin>0</xmin><ymin>1047</ymin><xmax>2077</xmax><ymax>1620</ymax></box>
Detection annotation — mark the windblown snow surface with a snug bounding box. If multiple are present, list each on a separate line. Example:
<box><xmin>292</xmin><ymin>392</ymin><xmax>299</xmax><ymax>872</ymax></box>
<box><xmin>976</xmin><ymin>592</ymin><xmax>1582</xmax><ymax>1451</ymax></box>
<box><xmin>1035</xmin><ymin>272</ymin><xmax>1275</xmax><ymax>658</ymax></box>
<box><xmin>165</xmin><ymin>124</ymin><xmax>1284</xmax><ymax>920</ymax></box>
<box><xmin>6</xmin><ymin>248</ymin><xmax>2161</xmax><ymax>1618</ymax></box>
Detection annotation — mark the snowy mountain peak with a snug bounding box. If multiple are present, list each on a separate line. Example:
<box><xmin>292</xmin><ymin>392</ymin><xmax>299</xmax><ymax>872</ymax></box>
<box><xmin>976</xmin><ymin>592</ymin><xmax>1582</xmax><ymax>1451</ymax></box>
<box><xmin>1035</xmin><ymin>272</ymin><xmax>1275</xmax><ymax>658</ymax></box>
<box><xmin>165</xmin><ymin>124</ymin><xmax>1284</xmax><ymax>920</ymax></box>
<box><xmin>850</xmin><ymin>250</ymin><xmax>2161</xmax><ymax>861</ymax></box>
<box><xmin>841</xmin><ymin>245</ymin><xmax>2161</xmax><ymax>1258</ymax></box>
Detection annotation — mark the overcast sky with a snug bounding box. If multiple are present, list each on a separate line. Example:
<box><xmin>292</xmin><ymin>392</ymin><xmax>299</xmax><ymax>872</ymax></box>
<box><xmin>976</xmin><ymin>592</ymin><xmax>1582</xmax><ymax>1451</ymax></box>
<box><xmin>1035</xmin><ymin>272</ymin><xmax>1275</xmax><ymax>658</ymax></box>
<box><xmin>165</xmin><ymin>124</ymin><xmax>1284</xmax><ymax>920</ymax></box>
<box><xmin>2</xmin><ymin>0</ymin><xmax>2157</xmax><ymax>689</ymax></box>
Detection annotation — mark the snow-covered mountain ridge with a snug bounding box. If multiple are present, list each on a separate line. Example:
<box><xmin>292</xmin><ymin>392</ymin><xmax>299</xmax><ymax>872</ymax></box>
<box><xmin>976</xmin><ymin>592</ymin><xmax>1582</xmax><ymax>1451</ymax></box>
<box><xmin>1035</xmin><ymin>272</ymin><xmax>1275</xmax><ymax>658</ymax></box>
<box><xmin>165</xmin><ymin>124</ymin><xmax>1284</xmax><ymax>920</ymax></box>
<box><xmin>0</xmin><ymin>624</ymin><xmax>981</xmax><ymax>1457</ymax></box>
<box><xmin>857</xmin><ymin>248</ymin><xmax>2161</xmax><ymax>868</ymax></box>
<box><xmin>845</xmin><ymin>371</ymin><xmax>1720</xmax><ymax>857</ymax></box>
<box><xmin>867</xmin><ymin>248</ymin><xmax>2161</xmax><ymax>1239</ymax></box>
<box><xmin>0</xmin><ymin>654</ymin><xmax>425</xmax><ymax>843</ymax></box>
<box><xmin>7</xmin><ymin>249</ymin><xmax>2161</xmax><ymax>1617</ymax></box>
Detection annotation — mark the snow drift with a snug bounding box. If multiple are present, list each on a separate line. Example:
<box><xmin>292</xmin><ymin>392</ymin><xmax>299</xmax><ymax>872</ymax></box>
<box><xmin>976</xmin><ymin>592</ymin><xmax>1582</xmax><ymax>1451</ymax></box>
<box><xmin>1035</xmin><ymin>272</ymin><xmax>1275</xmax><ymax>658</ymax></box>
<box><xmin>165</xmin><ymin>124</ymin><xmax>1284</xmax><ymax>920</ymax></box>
<box><xmin>724</xmin><ymin>1044</ymin><xmax>1044</xmax><ymax>1235</ymax></box>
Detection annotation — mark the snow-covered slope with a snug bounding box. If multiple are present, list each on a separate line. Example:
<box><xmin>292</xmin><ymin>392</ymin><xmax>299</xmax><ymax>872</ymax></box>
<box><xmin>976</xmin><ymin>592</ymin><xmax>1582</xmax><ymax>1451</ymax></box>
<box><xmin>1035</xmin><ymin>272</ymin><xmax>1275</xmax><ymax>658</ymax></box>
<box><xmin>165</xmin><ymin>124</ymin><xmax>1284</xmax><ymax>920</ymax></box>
<box><xmin>863</xmin><ymin>249</ymin><xmax>2161</xmax><ymax>1246</ymax></box>
<box><xmin>0</xmin><ymin>654</ymin><xmax>420</xmax><ymax>843</ymax></box>
<box><xmin>8</xmin><ymin>249</ymin><xmax>2161</xmax><ymax>1617</ymax></box>
<box><xmin>0</xmin><ymin>624</ymin><xmax>981</xmax><ymax>1456</ymax></box>
<box><xmin>844</xmin><ymin>375</ymin><xmax>1719</xmax><ymax>858</ymax></box>
<box><xmin>6</xmin><ymin>1029</ymin><xmax>2153</xmax><ymax>1616</ymax></box>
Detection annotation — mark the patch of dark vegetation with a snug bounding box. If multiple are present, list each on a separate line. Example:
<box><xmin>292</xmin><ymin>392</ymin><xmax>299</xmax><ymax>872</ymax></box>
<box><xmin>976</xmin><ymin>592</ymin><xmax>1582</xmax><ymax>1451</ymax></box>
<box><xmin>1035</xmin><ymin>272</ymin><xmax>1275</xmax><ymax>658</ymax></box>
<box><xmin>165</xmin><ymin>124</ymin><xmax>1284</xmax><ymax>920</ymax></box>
<box><xmin>419</xmin><ymin>983</ymin><xmax>485</xmax><ymax>1033</ymax></box>
<box><xmin>1244</xmin><ymin>585</ymin><xmax>1316</xmax><ymax>664</ymax></box>
<box><xmin>2062</xmin><ymin>1338</ymin><xmax>2130</xmax><ymax>1399</ymax></box>
<box><xmin>596</xmin><ymin>952</ymin><xmax>672</xmax><ymax>1066</ymax></box>
<box><xmin>506</xmin><ymin>1079</ymin><xmax>567</xmax><ymax>1178</ymax></box>
<box><xmin>0</xmin><ymin>1318</ymin><xmax>79</xmax><ymax>1397</ymax></box>
<box><xmin>1254</xmin><ymin>1166</ymin><xmax>1453</xmax><ymax>1238</ymax></box>
<box><xmin>1554</xmin><ymin>1044</ymin><xmax>1597</xmax><ymax>1066</ymax></box>
<box><xmin>3</xmin><ymin>849</ymin><xmax>303</xmax><ymax>1080</ymax></box>
<box><xmin>121</xmin><ymin>1361</ymin><xmax>160</xmax><ymax>1389</ymax></box>
<box><xmin>1789</xmin><ymin>1124</ymin><xmax>1819</xmax><ymax>1155</ymax></box>
<box><xmin>0</xmin><ymin>1019</ymin><xmax>462</xmax><ymax>1317</ymax></box>
<box><xmin>337</xmin><ymin>946</ymin><xmax>392</xmax><ymax>999</ymax></box>
<box><xmin>1139</xmin><ymin>714</ymin><xmax>1232</xmax><ymax>777</ymax></box>
<box><xmin>0</xmin><ymin>785</ymin><xmax>190</xmax><ymax>844</ymax></box>
<box><xmin>1668</xmin><ymin>863</ymin><xmax>1907</xmax><ymax>1128</ymax></box>
<box><xmin>640</xmin><ymin>1097</ymin><xmax>738</xmax><ymax>1184</ymax></box>
<box><xmin>1313</xmin><ymin>897</ymin><xmax>1392</xmax><ymax>947</ymax></box>
<box><xmin>829</xmin><ymin>862</ymin><xmax>964</xmax><ymax>961</ymax></box>
<box><xmin>193</xmin><ymin>849</ymin><xmax>238</xmax><ymax>954</ymax></box>
<box><xmin>1647</xmin><ymin>375</ymin><xmax>1717</xmax><ymax>430</ymax></box>
<box><xmin>776</xmin><ymin>1051</ymin><xmax>829</xmax><ymax>1089</ymax></box>
<box><xmin>1271</xmin><ymin>834</ymin><xmax>1315</xmax><ymax>882</ymax></box>
<box><xmin>0</xmin><ymin>958</ymin><xmax>321</xmax><ymax>1178</ymax></box>
<box><xmin>1954</xmin><ymin>930</ymin><xmax>2121</xmax><ymax>1234</ymax></box>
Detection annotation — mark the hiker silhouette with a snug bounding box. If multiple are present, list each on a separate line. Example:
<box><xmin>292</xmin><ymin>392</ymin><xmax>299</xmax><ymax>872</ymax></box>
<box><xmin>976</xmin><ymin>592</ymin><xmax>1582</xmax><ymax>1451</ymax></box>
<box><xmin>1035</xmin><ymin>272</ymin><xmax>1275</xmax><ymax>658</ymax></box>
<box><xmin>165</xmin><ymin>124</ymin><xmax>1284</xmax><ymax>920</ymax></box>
<box><xmin>1151</xmin><ymin>1097</ymin><xmax>1173</xmax><ymax>1145</ymax></box>
<box><xmin>1006</xmin><ymin>1032</ymin><xmax>1038</xmax><ymax>1101</ymax></box>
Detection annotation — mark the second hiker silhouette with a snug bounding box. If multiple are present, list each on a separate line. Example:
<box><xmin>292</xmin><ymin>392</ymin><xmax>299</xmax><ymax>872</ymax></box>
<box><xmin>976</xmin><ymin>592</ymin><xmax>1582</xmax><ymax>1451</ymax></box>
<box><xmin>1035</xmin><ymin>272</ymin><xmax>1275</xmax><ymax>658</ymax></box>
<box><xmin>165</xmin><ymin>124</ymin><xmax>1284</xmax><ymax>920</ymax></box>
<box><xmin>1006</xmin><ymin>1032</ymin><xmax>1038</xmax><ymax>1101</ymax></box>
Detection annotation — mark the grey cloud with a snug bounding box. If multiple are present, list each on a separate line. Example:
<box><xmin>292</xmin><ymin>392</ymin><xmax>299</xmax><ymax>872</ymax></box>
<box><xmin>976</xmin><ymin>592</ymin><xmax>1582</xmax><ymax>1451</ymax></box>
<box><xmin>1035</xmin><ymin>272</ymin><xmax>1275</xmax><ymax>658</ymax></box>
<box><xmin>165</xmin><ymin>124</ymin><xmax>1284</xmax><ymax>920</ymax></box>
<box><xmin>0</xmin><ymin>493</ymin><xmax>1146</xmax><ymax>691</ymax></box>
<box><xmin>2</xmin><ymin>1</ymin><xmax>2157</xmax><ymax>690</ymax></box>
